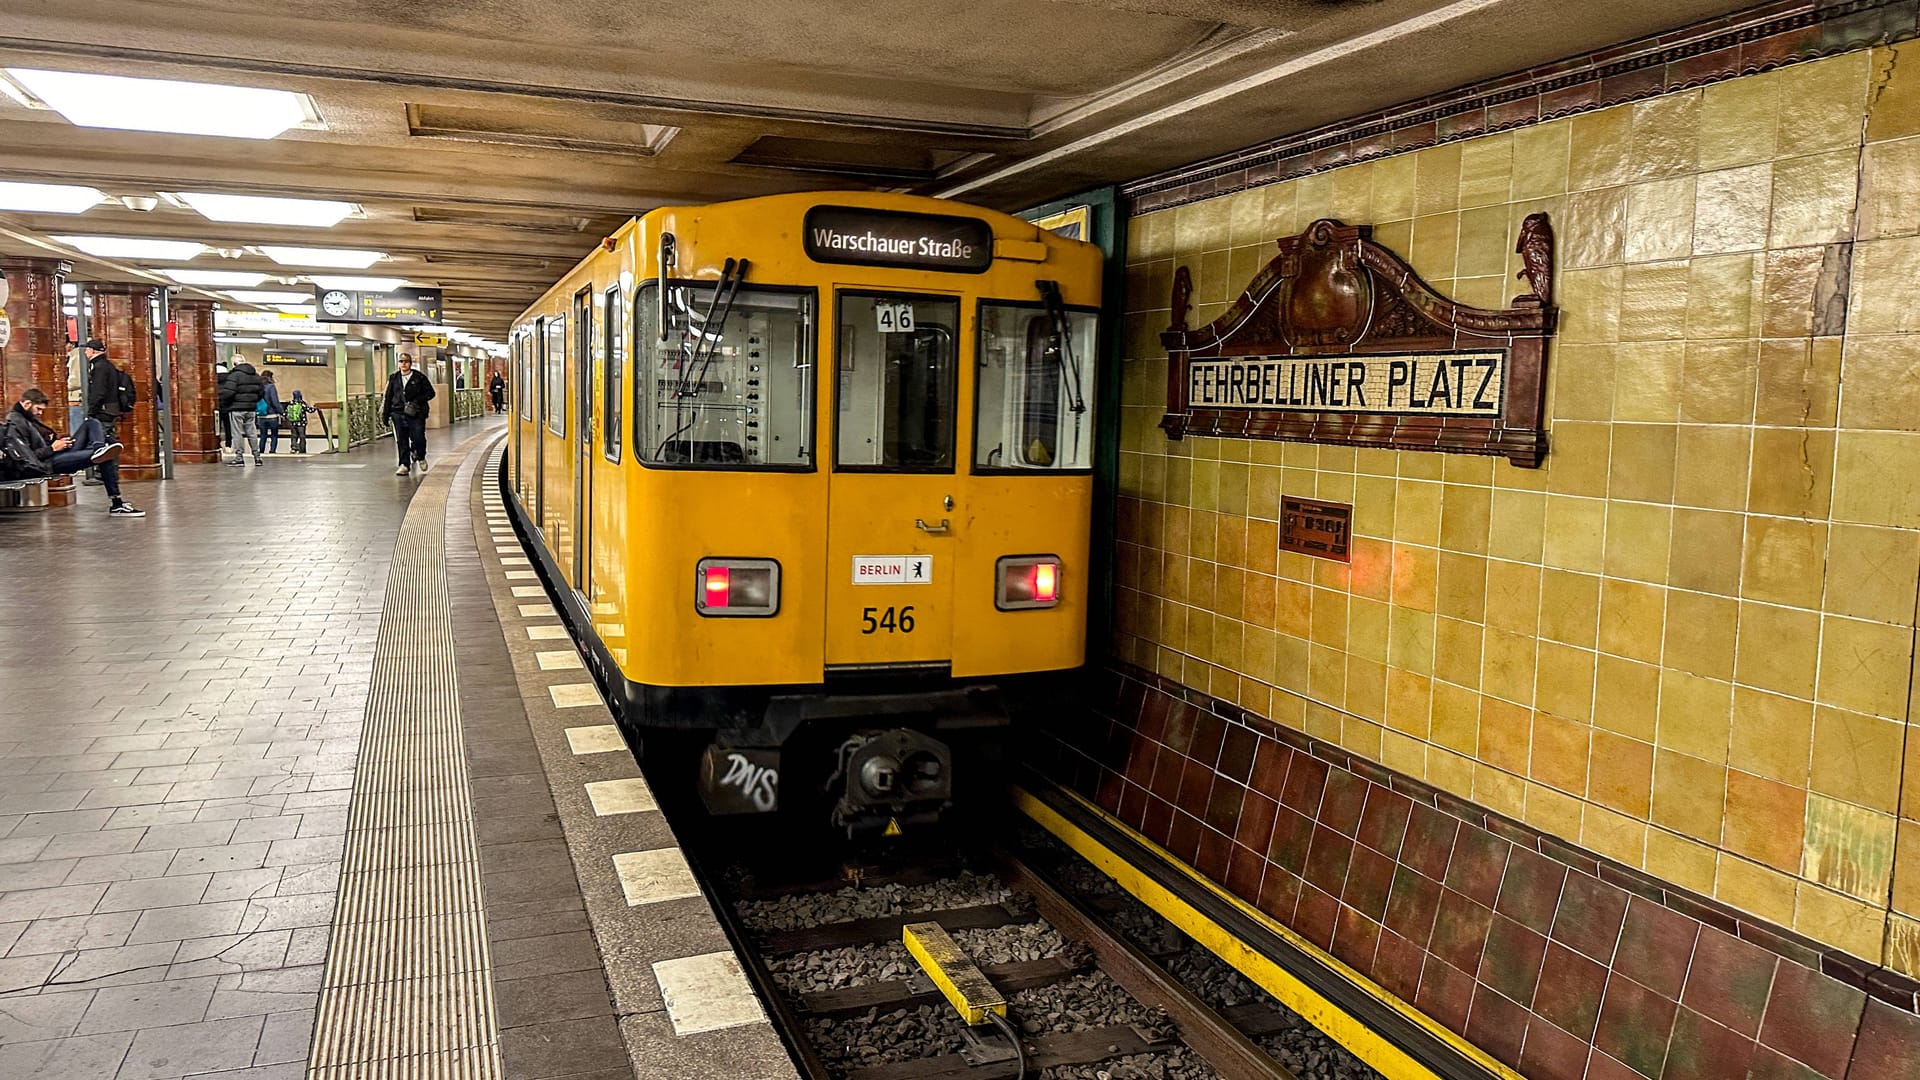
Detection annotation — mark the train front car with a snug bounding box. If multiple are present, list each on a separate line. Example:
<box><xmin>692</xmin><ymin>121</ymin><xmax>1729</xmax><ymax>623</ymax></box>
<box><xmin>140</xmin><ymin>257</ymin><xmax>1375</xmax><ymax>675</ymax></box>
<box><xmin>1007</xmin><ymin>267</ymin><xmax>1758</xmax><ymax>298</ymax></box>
<box><xmin>507</xmin><ymin>192</ymin><xmax>1102</xmax><ymax>837</ymax></box>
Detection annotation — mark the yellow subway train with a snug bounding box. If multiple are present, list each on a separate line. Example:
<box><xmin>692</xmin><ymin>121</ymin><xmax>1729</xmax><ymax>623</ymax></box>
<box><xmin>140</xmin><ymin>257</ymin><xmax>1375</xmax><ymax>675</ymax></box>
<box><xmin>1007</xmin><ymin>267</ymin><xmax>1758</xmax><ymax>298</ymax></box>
<box><xmin>503</xmin><ymin>191</ymin><xmax>1102</xmax><ymax>833</ymax></box>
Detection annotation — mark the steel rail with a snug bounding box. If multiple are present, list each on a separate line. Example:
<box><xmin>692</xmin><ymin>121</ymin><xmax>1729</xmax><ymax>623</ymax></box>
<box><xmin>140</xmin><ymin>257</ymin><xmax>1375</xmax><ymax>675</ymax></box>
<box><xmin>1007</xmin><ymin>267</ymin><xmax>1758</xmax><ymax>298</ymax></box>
<box><xmin>994</xmin><ymin>847</ymin><xmax>1301</xmax><ymax>1080</ymax></box>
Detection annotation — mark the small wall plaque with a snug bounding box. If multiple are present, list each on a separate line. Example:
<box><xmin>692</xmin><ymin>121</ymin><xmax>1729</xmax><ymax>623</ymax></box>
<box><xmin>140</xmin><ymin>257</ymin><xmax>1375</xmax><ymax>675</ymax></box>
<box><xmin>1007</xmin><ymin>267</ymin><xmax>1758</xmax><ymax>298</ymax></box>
<box><xmin>1280</xmin><ymin>497</ymin><xmax>1352</xmax><ymax>562</ymax></box>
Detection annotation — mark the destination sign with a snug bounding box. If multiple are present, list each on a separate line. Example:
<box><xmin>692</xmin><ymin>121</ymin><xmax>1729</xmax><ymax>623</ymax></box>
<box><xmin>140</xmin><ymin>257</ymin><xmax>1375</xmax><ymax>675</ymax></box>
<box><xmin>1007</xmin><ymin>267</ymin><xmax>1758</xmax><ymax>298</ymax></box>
<box><xmin>313</xmin><ymin>286</ymin><xmax>443</xmax><ymax>325</ymax></box>
<box><xmin>803</xmin><ymin>205</ymin><xmax>993</xmax><ymax>274</ymax></box>
<box><xmin>1188</xmin><ymin>351</ymin><xmax>1505</xmax><ymax>416</ymax></box>
<box><xmin>262</xmin><ymin>350</ymin><xmax>328</xmax><ymax>367</ymax></box>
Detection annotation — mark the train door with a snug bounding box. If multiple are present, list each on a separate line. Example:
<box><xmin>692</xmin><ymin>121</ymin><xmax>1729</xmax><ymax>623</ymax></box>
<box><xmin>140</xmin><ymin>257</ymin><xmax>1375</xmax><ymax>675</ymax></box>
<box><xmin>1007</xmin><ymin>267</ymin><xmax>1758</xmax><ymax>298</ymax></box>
<box><xmin>512</xmin><ymin>334</ymin><xmax>525</xmax><ymax>498</ymax></box>
<box><xmin>824</xmin><ymin>290</ymin><xmax>963</xmax><ymax>668</ymax></box>
<box><xmin>534</xmin><ymin>317</ymin><xmax>548</xmax><ymax>527</ymax></box>
<box><xmin>573</xmin><ymin>287</ymin><xmax>594</xmax><ymax>594</ymax></box>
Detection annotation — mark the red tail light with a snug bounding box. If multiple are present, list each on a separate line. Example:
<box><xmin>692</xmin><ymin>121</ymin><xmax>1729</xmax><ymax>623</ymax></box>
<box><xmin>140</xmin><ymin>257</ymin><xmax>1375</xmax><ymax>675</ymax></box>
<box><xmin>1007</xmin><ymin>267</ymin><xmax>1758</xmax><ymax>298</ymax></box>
<box><xmin>703</xmin><ymin>566</ymin><xmax>731</xmax><ymax>608</ymax></box>
<box><xmin>1032</xmin><ymin>563</ymin><xmax>1058</xmax><ymax>602</ymax></box>
<box><xmin>696</xmin><ymin>559</ymin><xmax>780</xmax><ymax>617</ymax></box>
<box><xmin>997</xmin><ymin>555</ymin><xmax>1062</xmax><ymax>610</ymax></box>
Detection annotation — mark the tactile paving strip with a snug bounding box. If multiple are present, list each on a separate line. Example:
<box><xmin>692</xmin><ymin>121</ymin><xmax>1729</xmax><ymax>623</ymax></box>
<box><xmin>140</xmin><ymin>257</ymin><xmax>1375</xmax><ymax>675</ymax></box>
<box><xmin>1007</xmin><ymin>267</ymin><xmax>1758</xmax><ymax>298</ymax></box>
<box><xmin>308</xmin><ymin>457</ymin><xmax>505</xmax><ymax>1080</ymax></box>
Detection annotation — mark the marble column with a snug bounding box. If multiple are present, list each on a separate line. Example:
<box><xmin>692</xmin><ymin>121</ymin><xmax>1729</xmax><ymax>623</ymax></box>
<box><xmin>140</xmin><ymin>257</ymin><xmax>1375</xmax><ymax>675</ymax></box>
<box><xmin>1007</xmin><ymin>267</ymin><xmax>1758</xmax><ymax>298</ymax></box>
<box><xmin>1</xmin><ymin>256</ymin><xmax>77</xmax><ymax>505</ymax></box>
<box><xmin>84</xmin><ymin>282</ymin><xmax>159</xmax><ymax>481</ymax></box>
<box><xmin>169</xmin><ymin>298</ymin><xmax>220</xmax><ymax>463</ymax></box>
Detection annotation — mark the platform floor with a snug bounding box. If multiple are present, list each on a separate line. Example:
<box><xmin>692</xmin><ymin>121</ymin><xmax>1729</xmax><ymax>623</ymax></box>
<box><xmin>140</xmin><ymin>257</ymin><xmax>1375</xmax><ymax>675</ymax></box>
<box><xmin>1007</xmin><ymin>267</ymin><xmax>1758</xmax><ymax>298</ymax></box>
<box><xmin>0</xmin><ymin>421</ymin><xmax>792</xmax><ymax>1080</ymax></box>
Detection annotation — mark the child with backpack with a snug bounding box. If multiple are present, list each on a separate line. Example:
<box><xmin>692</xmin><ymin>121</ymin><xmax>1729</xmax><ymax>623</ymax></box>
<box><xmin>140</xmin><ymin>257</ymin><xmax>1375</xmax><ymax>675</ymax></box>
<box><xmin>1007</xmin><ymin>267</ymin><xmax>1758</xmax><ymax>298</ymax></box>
<box><xmin>287</xmin><ymin>390</ymin><xmax>311</xmax><ymax>454</ymax></box>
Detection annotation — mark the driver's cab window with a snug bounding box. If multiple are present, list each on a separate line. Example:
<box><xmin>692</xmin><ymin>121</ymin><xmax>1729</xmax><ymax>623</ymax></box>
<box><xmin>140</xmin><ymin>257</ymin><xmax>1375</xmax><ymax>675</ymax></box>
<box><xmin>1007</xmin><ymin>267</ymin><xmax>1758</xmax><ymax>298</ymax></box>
<box><xmin>835</xmin><ymin>294</ymin><xmax>959</xmax><ymax>472</ymax></box>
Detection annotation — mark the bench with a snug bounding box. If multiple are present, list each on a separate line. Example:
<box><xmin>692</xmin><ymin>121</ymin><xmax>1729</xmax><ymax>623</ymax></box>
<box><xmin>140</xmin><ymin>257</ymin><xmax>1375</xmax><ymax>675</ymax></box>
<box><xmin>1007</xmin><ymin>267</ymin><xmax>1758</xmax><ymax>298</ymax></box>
<box><xmin>0</xmin><ymin>476</ymin><xmax>50</xmax><ymax>513</ymax></box>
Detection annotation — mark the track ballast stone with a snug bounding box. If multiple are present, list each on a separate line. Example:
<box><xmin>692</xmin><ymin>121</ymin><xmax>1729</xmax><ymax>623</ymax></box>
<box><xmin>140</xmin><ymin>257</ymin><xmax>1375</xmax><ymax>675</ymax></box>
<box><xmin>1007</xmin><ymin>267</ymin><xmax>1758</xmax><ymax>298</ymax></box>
<box><xmin>739</xmin><ymin>871</ymin><xmax>1012</xmax><ymax>931</ymax></box>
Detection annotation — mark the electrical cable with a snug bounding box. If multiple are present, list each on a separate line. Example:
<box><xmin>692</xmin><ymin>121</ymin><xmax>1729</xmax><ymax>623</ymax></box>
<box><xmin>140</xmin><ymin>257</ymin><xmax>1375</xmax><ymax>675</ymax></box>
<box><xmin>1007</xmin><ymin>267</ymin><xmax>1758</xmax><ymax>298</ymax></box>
<box><xmin>986</xmin><ymin>1011</ymin><xmax>1027</xmax><ymax>1080</ymax></box>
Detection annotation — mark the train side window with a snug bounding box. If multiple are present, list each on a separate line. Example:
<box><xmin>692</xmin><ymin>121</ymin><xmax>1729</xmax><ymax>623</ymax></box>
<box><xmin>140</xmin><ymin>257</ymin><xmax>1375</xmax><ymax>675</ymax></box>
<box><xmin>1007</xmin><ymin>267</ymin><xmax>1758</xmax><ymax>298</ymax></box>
<box><xmin>516</xmin><ymin>332</ymin><xmax>532</xmax><ymax>421</ymax></box>
<box><xmin>835</xmin><ymin>293</ymin><xmax>959</xmax><ymax>472</ymax></box>
<box><xmin>631</xmin><ymin>282</ymin><xmax>814</xmax><ymax>469</ymax></box>
<box><xmin>604</xmin><ymin>286</ymin><xmax>623</xmax><ymax>462</ymax></box>
<box><xmin>544</xmin><ymin>314</ymin><xmax>566</xmax><ymax>436</ymax></box>
<box><xmin>974</xmin><ymin>302</ymin><xmax>1096</xmax><ymax>471</ymax></box>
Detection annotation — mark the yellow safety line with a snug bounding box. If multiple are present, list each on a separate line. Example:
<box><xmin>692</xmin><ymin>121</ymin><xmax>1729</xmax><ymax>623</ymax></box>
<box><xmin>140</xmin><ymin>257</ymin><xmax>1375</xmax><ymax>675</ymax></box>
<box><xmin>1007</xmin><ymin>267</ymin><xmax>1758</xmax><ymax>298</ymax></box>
<box><xmin>1012</xmin><ymin>785</ymin><xmax>1523</xmax><ymax>1080</ymax></box>
<box><xmin>903</xmin><ymin>921</ymin><xmax>1006</xmax><ymax>1025</ymax></box>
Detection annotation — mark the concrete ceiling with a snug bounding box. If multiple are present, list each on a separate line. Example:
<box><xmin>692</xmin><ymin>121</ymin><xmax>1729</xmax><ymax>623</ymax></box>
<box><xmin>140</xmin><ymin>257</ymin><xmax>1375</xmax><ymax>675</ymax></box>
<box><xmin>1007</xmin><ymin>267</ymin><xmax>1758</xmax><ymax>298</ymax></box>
<box><xmin>0</xmin><ymin>0</ymin><xmax>1755</xmax><ymax>339</ymax></box>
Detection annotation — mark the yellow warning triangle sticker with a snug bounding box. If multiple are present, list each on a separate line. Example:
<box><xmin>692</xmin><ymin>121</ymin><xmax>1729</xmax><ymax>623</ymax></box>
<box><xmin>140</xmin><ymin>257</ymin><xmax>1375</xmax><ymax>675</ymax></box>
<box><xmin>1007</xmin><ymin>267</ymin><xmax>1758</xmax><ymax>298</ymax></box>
<box><xmin>884</xmin><ymin>818</ymin><xmax>903</xmax><ymax>837</ymax></box>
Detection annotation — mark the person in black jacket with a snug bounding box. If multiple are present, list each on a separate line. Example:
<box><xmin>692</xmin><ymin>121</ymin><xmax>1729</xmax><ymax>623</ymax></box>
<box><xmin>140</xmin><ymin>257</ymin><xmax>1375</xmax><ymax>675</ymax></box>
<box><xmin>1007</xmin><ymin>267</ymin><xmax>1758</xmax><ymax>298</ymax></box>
<box><xmin>83</xmin><ymin>338</ymin><xmax>126</xmax><ymax>440</ymax></box>
<box><xmin>1</xmin><ymin>388</ymin><xmax>142</xmax><ymax>516</ymax></box>
<box><xmin>488</xmin><ymin>371</ymin><xmax>506</xmax><ymax>413</ymax></box>
<box><xmin>383</xmin><ymin>353</ymin><xmax>437</xmax><ymax>475</ymax></box>
<box><xmin>218</xmin><ymin>360</ymin><xmax>265</xmax><ymax>466</ymax></box>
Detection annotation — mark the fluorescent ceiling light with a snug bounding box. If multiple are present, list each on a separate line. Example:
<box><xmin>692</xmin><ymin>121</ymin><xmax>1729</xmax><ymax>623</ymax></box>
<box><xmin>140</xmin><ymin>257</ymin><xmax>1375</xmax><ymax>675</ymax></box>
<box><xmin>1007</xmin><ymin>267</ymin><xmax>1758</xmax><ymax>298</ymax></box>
<box><xmin>274</xmin><ymin>304</ymin><xmax>317</xmax><ymax>316</ymax></box>
<box><xmin>299</xmin><ymin>337</ymin><xmax>336</xmax><ymax>346</ymax></box>
<box><xmin>214</xmin><ymin>335</ymin><xmax>268</xmax><ymax>343</ymax></box>
<box><xmin>308</xmin><ymin>275</ymin><xmax>406</xmax><ymax>291</ymax></box>
<box><xmin>0</xmin><ymin>181</ymin><xmax>106</xmax><ymax>214</ymax></box>
<box><xmin>177</xmin><ymin>191</ymin><xmax>354</xmax><ymax>228</ymax></box>
<box><xmin>263</xmin><ymin>333</ymin><xmax>314</xmax><ymax>340</ymax></box>
<box><xmin>260</xmin><ymin>245</ymin><xmax>383</xmax><ymax>269</ymax></box>
<box><xmin>7</xmin><ymin>69</ymin><xmax>315</xmax><ymax>140</ymax></box>
<box><xmin>54</xmin><ymin>235</ymin><xmax>206</xmax><ymax>260</ymax></box>
<box><xmin>164</xmin><ymin>269</ymin><xmax>268</xmax><ymax>287</ymax></box>
<box><xmin>224</xmin><ymin>290</ymin><xmax>311</xmax><ymax>305</ymax></box>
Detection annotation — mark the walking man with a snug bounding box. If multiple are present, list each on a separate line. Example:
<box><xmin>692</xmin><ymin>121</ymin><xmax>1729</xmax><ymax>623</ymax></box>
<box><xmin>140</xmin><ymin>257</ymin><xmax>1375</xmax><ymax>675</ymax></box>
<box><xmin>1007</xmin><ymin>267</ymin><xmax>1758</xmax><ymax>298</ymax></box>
<box><xmin>384</xmin><ymin>353</ymin><xmax>436</xmax><ymax>475</ymax></box>
<box><xmin>488</xmin><ymin>370</ymin><xmax>506</xmax><ymax>413</ymax></box>
<box><xmin>218</xmin><ymin>358</ymin><xmax>265</xmax><ymax>466</ymax></box>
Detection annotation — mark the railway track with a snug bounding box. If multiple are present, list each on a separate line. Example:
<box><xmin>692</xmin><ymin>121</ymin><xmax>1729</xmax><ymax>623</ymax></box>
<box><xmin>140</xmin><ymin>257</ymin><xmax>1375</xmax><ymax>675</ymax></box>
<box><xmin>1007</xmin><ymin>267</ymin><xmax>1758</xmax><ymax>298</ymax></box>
<box><xmin>694</xmin><ymin>833</ymin><xmax>1363</xmax><ymax>1080</ymax></box>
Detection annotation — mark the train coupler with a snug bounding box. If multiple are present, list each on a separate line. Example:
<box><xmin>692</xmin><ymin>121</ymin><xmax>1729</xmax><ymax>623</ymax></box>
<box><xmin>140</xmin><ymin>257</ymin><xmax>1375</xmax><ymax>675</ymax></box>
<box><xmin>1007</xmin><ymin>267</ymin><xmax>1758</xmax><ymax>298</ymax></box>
<box><xmin>828</xmin><ymin>728</ymin><xmax>953</xmax><ymax>836</ymax></box>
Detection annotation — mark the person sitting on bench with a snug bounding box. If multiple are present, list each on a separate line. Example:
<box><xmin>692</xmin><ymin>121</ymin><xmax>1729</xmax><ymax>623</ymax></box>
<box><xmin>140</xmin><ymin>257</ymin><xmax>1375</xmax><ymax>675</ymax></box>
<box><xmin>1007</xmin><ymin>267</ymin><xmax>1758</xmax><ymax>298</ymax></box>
<box><xmin>0</xmin><ymin>388</ymin><xmax>144</xmax><ymax>517</ymax></box>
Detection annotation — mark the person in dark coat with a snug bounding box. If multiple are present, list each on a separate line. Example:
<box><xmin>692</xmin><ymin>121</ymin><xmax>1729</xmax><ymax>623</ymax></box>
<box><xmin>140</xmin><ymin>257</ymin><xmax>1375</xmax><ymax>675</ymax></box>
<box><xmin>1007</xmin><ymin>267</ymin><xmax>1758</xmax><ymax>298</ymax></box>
<box><xmin>1</xmin><ymin>388</ymin><xmax>142</xmax><ymax>516</ymax></box>
<box><xmin>383</xmin><ymin>353</ymin><xmax>437</xmax><ymax>475</ymax></box>
<box><xmin>258</xmin><ymin>370</ymin><xmax>284</xmax><ymax>454</ymax></box>
<box><xmin>488</xmin><ymin>372</ymin><xmax>506</xmax><ymax>413</ymax></box>
<box><xmin>83</xmin><ymin>338</ymin><xmax>126</xmax><ymax>441</ymax></box>
<box><xmin>218</xmin><ymin>360</ymin><xmax>265</xmax><ymax>466</ymax></box>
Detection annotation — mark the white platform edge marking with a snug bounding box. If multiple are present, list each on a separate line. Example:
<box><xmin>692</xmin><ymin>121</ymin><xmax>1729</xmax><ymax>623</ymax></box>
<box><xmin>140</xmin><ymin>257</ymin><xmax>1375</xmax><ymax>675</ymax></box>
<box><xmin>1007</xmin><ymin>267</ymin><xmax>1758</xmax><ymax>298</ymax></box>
<box><xmin>526</xmin><ymin>625</ymin><xmax>569</xmax><ymax>640</ymax></box>
<box><xmin>585</xmin><ymin>778</ymin><xmax>658</xmax><ymax>816</ymax></box>
<box><xmin>653</xmin><ymin>952</ymin><xmax>766</xmax><ymax>1036</ymax></box>
<box><xmin>536</xmin><ymin>650</ymin><xmax>583</xmax><ymax>670</ymax></box>
<box><xmin>564</xmin><ymin>725</ymin><xmax>624</xmax><ymax>754</ymax></box>
<box><xmin>549</xmin><ymin>684</ymin><xmax>601</xmax><ymax>708</ymax></box>
<box><xmin>612</xmin><ymin>848</ymin><xmax>700</xmax><ymax>907</ymax></box>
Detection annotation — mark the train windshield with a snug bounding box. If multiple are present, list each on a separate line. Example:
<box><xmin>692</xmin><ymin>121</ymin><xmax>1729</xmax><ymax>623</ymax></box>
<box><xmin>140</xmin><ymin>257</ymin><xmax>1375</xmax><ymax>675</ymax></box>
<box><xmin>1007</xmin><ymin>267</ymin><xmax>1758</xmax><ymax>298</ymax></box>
<box><xmin>835</xmin><ymin>293</ymin><xmax>960</xmax><ymax>472</ymax></box>
<box><xmin>974</xmin><ymin>302</ymin><xmax>1096</xmax><ymax>471</ymax></box>
<box><xmin>632</xmin><ymin>283</ymin><xmax>814</xmax><ymax>468</ymax></box>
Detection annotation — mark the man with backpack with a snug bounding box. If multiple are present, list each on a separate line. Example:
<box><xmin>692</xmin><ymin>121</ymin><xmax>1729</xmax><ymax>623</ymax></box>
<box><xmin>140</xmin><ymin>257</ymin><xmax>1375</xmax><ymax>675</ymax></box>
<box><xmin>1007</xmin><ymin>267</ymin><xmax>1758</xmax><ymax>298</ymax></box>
<box><xmin>217</xmin><ymin>359</ymin><xmax>265</xmax><ymax>466</ymax></box>
<box><xmin>2</xmin><ymin>388</ymin><xmax>143</xmax><ymax>516</ymax></box>
<box><xmin>83</xmin><ymin>337</ymin><xmax>136</xmax><ymax>442</ymax></box>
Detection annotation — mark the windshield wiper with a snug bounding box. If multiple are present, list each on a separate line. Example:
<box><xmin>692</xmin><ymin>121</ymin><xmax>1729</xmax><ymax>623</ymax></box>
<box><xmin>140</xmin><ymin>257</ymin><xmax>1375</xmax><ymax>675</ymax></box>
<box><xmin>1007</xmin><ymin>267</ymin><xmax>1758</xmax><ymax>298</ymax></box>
<box><xmin>658</xmin><ymin>257</ymin><xmax>750</xmax><ymax>459</ymax></box>
<box><xmin>1036</xmin><ymin>279</ymin><xmax>1087</xmax><ymax>417</ymax></box>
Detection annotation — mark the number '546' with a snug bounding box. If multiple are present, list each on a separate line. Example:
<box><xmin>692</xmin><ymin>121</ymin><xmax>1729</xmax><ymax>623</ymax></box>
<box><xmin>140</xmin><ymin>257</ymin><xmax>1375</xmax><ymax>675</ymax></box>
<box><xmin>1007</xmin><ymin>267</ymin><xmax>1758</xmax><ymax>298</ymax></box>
<box><xmin>860</xmin><ymin>606</ymin><xmax>915</xmax><ymax>634</ymax></box>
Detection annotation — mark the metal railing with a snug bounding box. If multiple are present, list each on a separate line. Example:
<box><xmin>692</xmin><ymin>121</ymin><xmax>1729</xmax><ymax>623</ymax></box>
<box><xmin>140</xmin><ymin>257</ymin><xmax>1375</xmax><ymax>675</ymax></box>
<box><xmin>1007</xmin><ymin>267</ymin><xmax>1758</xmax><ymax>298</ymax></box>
<box><xmin>454</xmin><ymin>388</ymin><xmax>486</xmax><ymax>422</ymax></box>
<box><xmin>346</xmin><ymin>394</ymin><xmax>390</xmax><ymax>447</ymax></box>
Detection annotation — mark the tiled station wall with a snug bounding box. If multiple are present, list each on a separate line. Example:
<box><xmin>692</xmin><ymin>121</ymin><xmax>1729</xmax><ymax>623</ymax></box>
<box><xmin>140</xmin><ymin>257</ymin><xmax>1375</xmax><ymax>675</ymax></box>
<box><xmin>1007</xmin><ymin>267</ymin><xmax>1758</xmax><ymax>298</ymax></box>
<box><xmin>1043</xmin><ymin>29</ymin><xmax>1920</xmax><ymax>1080</ymax></box>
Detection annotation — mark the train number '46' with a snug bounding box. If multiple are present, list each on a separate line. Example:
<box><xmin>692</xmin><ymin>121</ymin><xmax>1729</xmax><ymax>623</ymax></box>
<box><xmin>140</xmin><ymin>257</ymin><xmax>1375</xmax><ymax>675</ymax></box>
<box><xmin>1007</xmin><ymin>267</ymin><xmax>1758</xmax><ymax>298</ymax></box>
<box><xmin>860</xmin><ymin>606</ymin><xmax>916</xmax><ymax>634</ymax></box>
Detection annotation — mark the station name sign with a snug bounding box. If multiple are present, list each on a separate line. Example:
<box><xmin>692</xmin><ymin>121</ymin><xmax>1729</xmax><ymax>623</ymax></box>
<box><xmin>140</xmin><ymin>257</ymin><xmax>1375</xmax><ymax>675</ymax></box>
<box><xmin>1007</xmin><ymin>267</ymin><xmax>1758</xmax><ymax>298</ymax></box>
<box><xmin>1187</xmin><ymin>351</ymin><xmax>1505</xmax><ymax>417</ymax></box>
<box><xmin>803</xmin><ymin>205</ymin><xmax>993</xmax><ymax>274</ymax></box>
<box><xmin>313</xmin><ymin>285</ymin><xmax>443</xmax><ymax>325</ymax></box>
